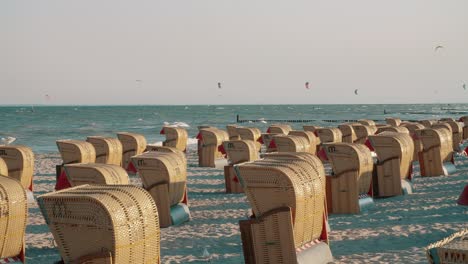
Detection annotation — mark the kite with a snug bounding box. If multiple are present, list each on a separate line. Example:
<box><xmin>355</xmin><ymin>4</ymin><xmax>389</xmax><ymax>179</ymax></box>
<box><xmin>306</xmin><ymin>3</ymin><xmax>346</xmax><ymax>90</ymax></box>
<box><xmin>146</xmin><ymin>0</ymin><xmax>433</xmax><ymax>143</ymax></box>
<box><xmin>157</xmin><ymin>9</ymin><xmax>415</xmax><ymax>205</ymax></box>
<box><xmin>354</xmin><ymin>89</ymin><xmax>359</xmax><ymax>95</ymax></box>
<box><xmin>218</xmin><ymin>82</ymin><xmax>222</xmax><ymax>89</ymax></box>
<box><xmin>434</xmin><ymin>45</ymin><xmax>444</xmax><ymax>52</ymax></box>
<box><xmin>305</xmin><ymin>82</ymin><xmax>310</xmax><ymax>89</ymax></box>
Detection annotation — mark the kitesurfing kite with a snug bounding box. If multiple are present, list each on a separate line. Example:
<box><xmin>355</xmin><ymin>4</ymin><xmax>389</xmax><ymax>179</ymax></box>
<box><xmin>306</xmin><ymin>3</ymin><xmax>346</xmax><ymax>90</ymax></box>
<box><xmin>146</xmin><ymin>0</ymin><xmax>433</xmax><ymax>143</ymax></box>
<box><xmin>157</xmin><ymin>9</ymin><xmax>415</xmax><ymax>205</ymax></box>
<box><xmin>354</xmin><ymin>89</ymin><xmax>359</xmax><ymax>95</ymax></box>
<box><xmin>218</xmin><ymin>82</ymin><xmax>222</xmax><ymax>89</ymax></box>
<box><xmin>305</xmin><ymin>82</ymin><xmax>310</xmax><ymax>89</ymax></box>
<box><xmin>435</xmin><ymin>45</ymin><xmax>444</xmax><ymax>52</ymax></box>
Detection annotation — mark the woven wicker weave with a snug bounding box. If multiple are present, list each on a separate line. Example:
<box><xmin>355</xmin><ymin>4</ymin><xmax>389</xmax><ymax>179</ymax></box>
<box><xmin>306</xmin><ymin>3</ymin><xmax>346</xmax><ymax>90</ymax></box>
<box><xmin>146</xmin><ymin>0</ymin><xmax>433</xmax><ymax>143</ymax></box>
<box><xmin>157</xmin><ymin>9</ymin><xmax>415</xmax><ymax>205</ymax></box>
<box><xmin>223</xmin><ymin>140</ymin><xmax>259</xmax><ymax>165</ymax></box>
<box><xmin>131</xmin><ymin>151</ymin><xmax>188</xmax><ymax>227</ymax></box>
<box><xmin>57</xmin><ymin>140</ymin><xmax>96</xmax><ymax>165</ymax></box>
<box><xmin>0</xmin><ymin>176</ymin><xmax>27</xmax><ymax>259</ymax></box>
<box><xmin>160</xmin><ymin>127</ymin><xmax>188</xmax><ymax>152</ymax></box>
<box><xmin>338</xmin><ymin>124</ymin><xmax>358</xmax><ymax>143</ymax></box>
<box><xmin>272</xmin><ymin>135</ymin><xmax>311</xmax><ymax>153</ymax></box>
<box><xmin>368</xmin><ymin>132</ymin><xmax>414</xmax><ymax>197</ymax></box>
<box><xmin>385</xmin><ymin>118</ymin><xmax>402</xmax><ymax>127</ymax></box>
<box><xmin>86</xmin><ymin>136</ymin><xmax>123</xmax><ymax>166</ymax></box>
<box><xmin>38</xmin><ymin>185</ymin><xmax>160</xmax><ymax>264</ymax></box>
<box><xmin>352</xmin><ymin>125</ymin><xmax>375</xmax><ymax>144</ymax></box>
<box><xmin>416</xmin><ymin>128</ymin><xmax>454</xmax><ymax>176</ymax></box>
<box><xmin>288</xmin><ymin>131</ymin><xmax>318</xmax><ymax>154</ymax></box>
<box><xmin>116</xmin><ymin>132</ymin><xmax>147</xmax><ymax>171</ymax></box>
<box><xmin>260</xmin><ymin>133</ymin><xmax>280</xmax><ymax>152</ymax></box>
<box><xmin>402</xmin><ymin>123</ymin><xmax>425</xmax><ymax>161</ymax></box>
<box><xmin>64</xmin><ymin>163</ymin><xmax>129</xmax><ymax>187</ymax></box>
<box><xmin>268</xmin><ymin>124</ymin><xmax>292</xmax><ymax>135</ymax></box>
<box><xmin>226</xmin><ymin>125</ymin><xmax>241</xmax><ymax>140</ymax></box>
<box><xmin>0</xmin><ymin>158</ymin><xmax>6</xmax><ymax>176</ymax></box>
<box><xmin>323</xmin><ymin>143</ymin><xmax>373</xmax><ymax>213</ymax></box>
<box><xmin>358</xmin><ymin>119</ymin><xmax>376</xmax><ymax>126</ymax></box>
<box><xmin>237</xmin><ymin>127</ymin><xmax>262</xmax><ymax>151</ymax></box>
<box><xmin>377</xmin><ymin>126</ymin><xmax>409</xmax><ymax>134</ymax></box>
<box><xmin>0</xmin><ymin>145</ymin><xmax>35</xmax><ymax>190</ymax></box>
<box><xmin>316</xmin><ymin>128</ymin><xmax>342</xmax><ymax>144</ymax></box>
<box><xmin>426</xmin><ymin>229</ymin><xmax>468</xmax><ymax>264</ymax></box>
<box><xmin>445</xmin><ymin>121</ymin><xmax>464</xmax><ymax>151</ymax></box>
<box><xmin>198</xmin><ymin>128</ymin><xmax>228</xmax><ymax>167</ymax></box>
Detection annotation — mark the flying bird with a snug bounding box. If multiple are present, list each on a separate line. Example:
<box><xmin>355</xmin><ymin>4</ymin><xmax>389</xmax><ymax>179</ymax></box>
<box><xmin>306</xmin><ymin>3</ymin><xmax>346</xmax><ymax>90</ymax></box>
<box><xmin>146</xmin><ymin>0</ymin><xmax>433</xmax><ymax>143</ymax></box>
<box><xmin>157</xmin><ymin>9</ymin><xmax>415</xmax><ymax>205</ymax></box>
<box><xmin>305</xmin><ymin>82</ymin><xmax>310</xmax><ymax>89</ymax></box>
<box><xmin>354</xmin><ymin>89</ymin><xmax>359</xmax><ymax>95</ymax></box>
<box><xmin>434</xmin><ymin>45</ymin><xmax>444</xmax><ymax>52</ymax></box>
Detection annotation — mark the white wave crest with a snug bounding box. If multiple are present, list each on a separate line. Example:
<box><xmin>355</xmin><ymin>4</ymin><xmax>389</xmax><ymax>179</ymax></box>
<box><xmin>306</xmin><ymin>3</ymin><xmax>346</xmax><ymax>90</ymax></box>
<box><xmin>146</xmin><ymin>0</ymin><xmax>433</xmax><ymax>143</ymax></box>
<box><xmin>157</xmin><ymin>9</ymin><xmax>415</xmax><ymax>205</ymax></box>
<box><xmin>163</xmin><ymin>121</ymin><xmax>190</xmax><ymax>128</ymax></box>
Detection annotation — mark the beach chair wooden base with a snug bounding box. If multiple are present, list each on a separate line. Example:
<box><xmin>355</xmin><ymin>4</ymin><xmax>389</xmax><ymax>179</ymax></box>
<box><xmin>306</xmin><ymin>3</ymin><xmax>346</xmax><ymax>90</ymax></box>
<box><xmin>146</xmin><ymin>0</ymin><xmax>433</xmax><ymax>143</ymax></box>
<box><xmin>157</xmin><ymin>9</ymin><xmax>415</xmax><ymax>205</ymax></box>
<box><xmin>224</xmin><ymin>165</ymin><xmax>244</xmax><ymax>193</ymax></box>
<box><xmin>147</xmin><ymin>183</ymin><xmax>190</xmax><ymax>228</ymax></box>
<box><xmin>326</xmin><ymin>172</ymin><xmax>373</xmax><ymax>214</ymax></box>
<box><xmin>419</xmin><ymin>150</ymin><xmax>456</xmax><ymax>177</ymax></box>
<box><xmin>373</xmin><ymin>158</ymin><xmax>405</xmax><ymax>197</ymax></box>
<box><xmin>239</xmin><ymin>207</ymin><xmax>332</xmax><ymax>264</ymax></box>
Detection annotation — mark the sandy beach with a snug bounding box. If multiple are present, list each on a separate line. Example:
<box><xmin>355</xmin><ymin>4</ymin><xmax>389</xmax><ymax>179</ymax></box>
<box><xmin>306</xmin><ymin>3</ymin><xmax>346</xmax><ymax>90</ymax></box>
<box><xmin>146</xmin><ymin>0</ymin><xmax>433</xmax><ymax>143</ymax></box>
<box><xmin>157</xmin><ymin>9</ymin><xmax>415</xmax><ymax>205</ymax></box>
<box><xmin>25</xmin><ymin>143</ymin><xmax>467</xmax><ymax>263</ymax></box>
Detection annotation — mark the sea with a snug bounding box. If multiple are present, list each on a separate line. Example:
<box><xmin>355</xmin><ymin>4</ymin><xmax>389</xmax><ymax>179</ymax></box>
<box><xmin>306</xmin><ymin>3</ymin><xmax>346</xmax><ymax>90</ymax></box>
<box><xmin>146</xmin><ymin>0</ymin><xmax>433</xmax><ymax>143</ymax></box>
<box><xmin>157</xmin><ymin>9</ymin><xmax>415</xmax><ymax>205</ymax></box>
<box><xmin>2</xmin><ymin>104</ymin><xmax>468</xmax><ymax>153</ymax></box>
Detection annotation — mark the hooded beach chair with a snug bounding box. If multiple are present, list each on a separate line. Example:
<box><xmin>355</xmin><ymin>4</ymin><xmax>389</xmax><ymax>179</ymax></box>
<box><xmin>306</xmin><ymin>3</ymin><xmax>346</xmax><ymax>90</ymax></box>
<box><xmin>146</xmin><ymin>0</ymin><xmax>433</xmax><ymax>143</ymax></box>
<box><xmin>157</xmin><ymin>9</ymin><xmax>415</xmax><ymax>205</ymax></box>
<box><xmin>267</xmin><ymin>124</ymin><xmax>292</xmax><ymax>135</ymax></box>
<box><xmin>352</xmin><ymin>124</ymin><xmax>376</xmax><ymax>145</ymax></box>
<box><xmin>86</xmin><ymin>136</ymin><xmax>123</xmax><ymax>166</ymax></box>
<box><xmin>0</xmin><ymin>176</ymin><xmax>27</xmax><ymax>264</ymax></box>
<box><xmin>0</xmin><ymin>145</ymin><xmax>34</xmax><ymax>191</ymax></box>
<box><xmin>235</xmin><ymin>153</ymin><xmax>333</xmax><ymax>264</ymax></box>
<box><xmin>459</xmin><ymin>116</ymin><xmax>468</xmax><ymax>140</ymax></box>
<box><xmin>288</xmin><ymin>130</ymin><xmax>318</xmax><ymax>154</ymax></box>
<box><xmin>338</xmin><ymin>123</ymin><xmax>358</xmax><ymax>143</ymax></box>
<box><xmin>116</xmin><ymin>132</ymin><xmax>147</xmax><ymax>173</ymax></box>
<box><xmin>0</xmin><ymin>158</ymin><xmax>6</xmax><ymax>176</ymax></box>
<box><xmin>377</xmin><ymin>126</ymin><xmax>409</xmax><ymax>134</ymax></box>
<box><xmin>419</xmin><ymin>119</ymin><xmax>436</xmax><ymax>128</ymax></box>
<box><xmin>316</xmin><ymin>128</ymin><xmax>342</xmax><ymax>161</ymax></box>
<box><xmin>226</xmin><ymin>125</ymin><xmax>241</xmax><ymax>140</ymax></box>
<box><xmin>368</xmin><ymin>132</ymin><xmax>415</xmax><ymax>197</ymax></box>
<box><xmin>221</xmin><ymin>140</ymin><xmax>259</xmax><ymax>193</ymax></box>
<box><xmin>426</xmin><ymin>229</ymin><xmax>468</xmax><ymax>264</ymax></box>
<box><xmin>197</xmin><ymin>127</ymin><xmax>229</xmax><ymax>168</ymax></box>
<box><xmin>259</xmin><ymin>133</ymin><xmax>280</xmax><ymax>152</ymax></box>
<box><xmin>63</xmin><ymin>163</ymin><xmax>129</xmax><ymax>187</ymax></box>
<box><xmin>270</xmin><ymin>135</ymin><xmax>311</xmax><ymax>153</ymax></box>
<box><xmin>56</xmin><ymin>140</ymin><xmax>96</xmax><ymax>190</ymax></box>
<box><xmin>237</xmin><ymin>127</ymin><xmax>262</xmax><ymax>151</ymax></box>
<box><xmin>385</xmin><ymin>117</ymin><xmax>402</xmax><ymax>127</ymax></box>
<box><xmin>401</xmin><ymin>123</ymin><xmax>425</xmax><ymax>161</ymax></box>
<box><xmin>444</xmin><ymin>120</ymin><xmax>463</xmax><ymax>151</ymax></box>
<box><xmin>160</xmin><ymin>126</ymin><xmax>188</xmax><ymax>152</ymax></box>
<box><xmin>131</xmin><ymin>150</ymin><xmax>189</xmax><ymax>228</ymax></box>
<box><xmin>416</xmin><ymin>128</ymin><xmax>455</xmax><ymax>176</ymax></box>
<box><xmin>323</xmin><ymin>143</ymin><xmax>374</xmax><ymax>214</ymax></box>
<box><xmin>38</xmin><ymin>185</ymin><xmax>160</xmax><ymax>264</ymax></box>
<box><xmin>358</xmin><ymin>119</ymin><xmax>376</xmax><ymax>126</ymax></box>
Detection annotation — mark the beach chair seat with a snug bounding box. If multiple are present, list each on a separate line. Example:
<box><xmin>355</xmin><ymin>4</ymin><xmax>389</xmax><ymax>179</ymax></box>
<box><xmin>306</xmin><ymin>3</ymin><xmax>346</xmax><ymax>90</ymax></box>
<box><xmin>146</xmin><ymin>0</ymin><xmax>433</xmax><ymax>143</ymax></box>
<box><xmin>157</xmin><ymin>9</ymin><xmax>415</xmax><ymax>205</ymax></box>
<box><xmin>0</xmin><ymin>176</ymin><xmax>27</xmax><ymax>263</ymax></box>
<box><xmin>0</xmin><ymin>145</ymin><xmax>34</xmax><ymax>191</ymax></box>
<box><xmin>116</xmin><ymin>132</ymin><xmax>147</xmax><ymax>173</ymax></box>
<box><xmin>38</xmin><ymin>185</ymin><xmax>160</xmax><ymax>264</ymax></box>
<box><xmin>235</xmin><ymin>153</ymin><xmax>332</xmax><ymax>264</ymax></box>
<box><xmin>338</xmin><ymin>124</ymin><xmax>358</xmax><ymax>143</ymax></box>
<box><xmin>416</xmin><ymin>128</ymin><xmax>455</xmax><ymax>176</ymax></box>
<box><xmin>86</xmin><ymin>136</ymin><xmax>123</xmax><ymax>166</ymax></box>
<box><xmin>270</xmin><ymin>135</ymin><xmax>311</xmax><ymax>153</ymax></box>
<box><xmin>131</xmin><ymin>150</ymin><xmax>189</xmax><ymax>227</ymax></box>
<box><xmin>358</xmin><ymin>119</ymin><xmax>376</xmax><ymax>126</ymax></box>
<box><xmin>63</xmin><ymin>163</ymin><xmax>129</xmax><ymax>187</ymax></box>
<box><xmin>226</xmin><ymin>125</ymin><xmax>241</xmax><ymax>140</ymax></box>
<box><xmin>267</xmin><ymin>124</ymin><xmax>292</xmax><ymax>135</ymax></box>
<box><xmin>288</xmin><ymin>130</ymin><xmax>318</xmax><ymax>154</ymax></box>
<box><xmin>237</xmin><ymin>127</ymin><xmax>262</xmax><ymax>151</ymax></box>
<box><xmin>222</xmin><ymin>140</ymin><xmax>259</xmax><ymax>193</ymax></box>
<box><xmin>160</xmin><ymin>126</ymin><xmax>188</xmax><ymax>152</ymax></box>
<box><xmin>352</xmin><ymin>124</ymin><xmax>376</xmax><ymax>145</ymax></box>
<box><xmin>401</xmin><ymin>123</ymin><xmax>425</xmax><ymax>161</ymax></box>
<box><xmin>197</xmin><ymin>128</ymin><xmax>228</xmax><ymax>168</ymax></box>
<box><xmin>426</xmin><ymin>229</ymin><xmax>468</xmax><ymax>264</ymax></box>
<box><xmin>56</xmin><ymin>140</ymin><xmax>96</xmax><ymax>190</ymax></box>
<box><xmin>323</xmin><ymin>143</ymin><xmax>374</xmax><ymax>214</ymax></box>
<box><xmin>368</xmin><ymin>132</ymin><xmax>415</xmax><ymax>197</ymax></box>
<box><xmin>259</xmin><ymin>133</ymin><xmax>280</xmax><ymax>152</ymax></box>
<box><xmin>385</xmin><ymin>118</ymin><xmax>402</xmax><ymax>127</ymax></box>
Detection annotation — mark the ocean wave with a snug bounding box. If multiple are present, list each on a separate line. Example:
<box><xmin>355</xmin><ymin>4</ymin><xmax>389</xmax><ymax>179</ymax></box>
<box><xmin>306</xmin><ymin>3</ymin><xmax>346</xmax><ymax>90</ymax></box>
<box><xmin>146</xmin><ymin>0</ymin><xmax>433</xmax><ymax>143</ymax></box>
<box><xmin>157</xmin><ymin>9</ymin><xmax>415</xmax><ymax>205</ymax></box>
<box><xmin>163</xmin><ymin>121</ymin><xmax>190</xmax><ymax>128</ymax></box>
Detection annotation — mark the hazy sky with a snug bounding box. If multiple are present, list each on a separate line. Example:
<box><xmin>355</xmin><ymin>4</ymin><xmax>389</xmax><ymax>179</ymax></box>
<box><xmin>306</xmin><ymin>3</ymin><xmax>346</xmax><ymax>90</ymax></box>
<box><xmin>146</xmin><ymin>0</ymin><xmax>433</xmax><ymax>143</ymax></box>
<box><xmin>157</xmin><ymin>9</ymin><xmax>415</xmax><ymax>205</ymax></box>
<box><xmin>1</xmin><ymin>0</ymin><xmax>468</xmax><ymax>105</ymax></box>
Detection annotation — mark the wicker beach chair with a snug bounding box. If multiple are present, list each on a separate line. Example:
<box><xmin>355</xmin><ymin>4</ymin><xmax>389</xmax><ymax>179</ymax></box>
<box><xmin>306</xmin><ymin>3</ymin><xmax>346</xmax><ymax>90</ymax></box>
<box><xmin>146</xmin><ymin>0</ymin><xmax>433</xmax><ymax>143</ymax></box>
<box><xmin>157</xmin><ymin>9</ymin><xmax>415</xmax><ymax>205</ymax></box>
<box><xmin>288</xmin><ymin>130</ymin><xmax>318</xmax><ymax>154</ymax></box>
<box><xmin>358</xmin><ymin>119</ymin><xmax>376</xmax><ymax>126</ymax></box>
<box><xmin>197</xmin><ymin>128</ymin><xmax>228</xmax><ymax>168</ymax></box>
<box><xmin>222</xmin><ymin>140</ymin><xmax>259</xmax><ymax>193</ymax></box>
<box><xmin>426</xmin><ymin>229</ymin><xmax>468</xmax><ymax>264</ymax></box>
<box><xmin>440</xmin><ymin>118</ymin><xmax>455</xmax><ymax>122</ymax></box>
<box><xmin>131</xmin><ymin>150</ymin><xmax>189</xmax><ymax>228</ymax></box>
<box><xmin>458</xmin><ymin>116</ymin><xmax>468</xmax><ymax>140</ymax></box>
<box><xmin>226</xmin><ymin>125</ymin><xmax>241</xmax><ymax>140</ymax></box>
<box><xmin>267</xmin><ymin>124</ymin><xmax>292</xmax><ymax>135</ymax></box>
<box><xmin>419</xmin><ymin>120</ymin><xmax>436</xmax><ymax>128</ymax></box>
<box><xmin>160</xmin><ymin>126</ymin><xmax>188</xmax><ymax>152</ymax></box>
<box><xmin>38</xmin><ymin>185</ymin><xmax>160</xmax><ymax>264</ymax></box>
<box><xmin>237</xmin><ymin>127</ymin><xmax>262</xmax><ymax>151</ymax></box>
<box><xmin>259</xmin><ymin>133</ymin><xmax>280</xmax><ymax>152</ymax></box>
<box><xmin>401</xmin><ymin>123</ymin><xmax>425</xmax><ymax>161</ymax></box>
<box><xmin>386</xmin><ymin>117</ymin><xmax>402</xmax><ymax>127</ymax></box>
<box><xmin>0</xmin><ymin>145</ymin><xmax>34</xmax><ymax>191</ymax></box>
<box><xmin>416</xmin><ymin>128</ymin><xmax>455</xmax><ymax>176</ymax></box>
<box><xmin>86</xmin><ymin>136</ymin><xmax>123</xmax><ymax>166</ymax></box>
<box><xmin>323</xmin><ymin>143</ymin><xmax>374</xmax><ymax>214</ymax></box>
<box><xmin>56</xmin><ymin>140</ymin><xmax>96</xmax><ymax>190</ymax></box>
<box><xmin>0</xmin><ymin>176</ymin><xmax>27</xmax><ymax>263</ymax></box>
<box><xmin>445</xmin><ymin>121</ymin><xmax>464</xmax><ymax>151</ymax></box>
<box><xmin>338</xmin><ymin>124</ymin><xmax>358</xmax><ymax>143</ymax></box>
<box><xmin>368</xmin><ymin>132</ymin><xmax>414</xmax><ymax>197</ymax></box>
<box><xmin>316</xmin><ymin>128</ymin><xmax>342</xmax><ymax>144</ymax></box>
<box><xmin>235</xmin><ymin>154</ymin><xmax>332</xmax><ymax>264</ymax></box>
<box><xmin>116</xmin><ymin>132</ymin><xmax>147</xmax><ymax>173</ymax></box>
<box><xmin>377</xmin><ymin>126</ymin><xmax>410</xmax><ymax>134</ymax></box>
<box><xmin>63</xmin><ymin>163</ymin><xmax>129</xmax><ymax>187</ymax></box>
<box><xmin>352</xmin><ymin>124</ymin><xmax>376</xmax><ymax>144</ymax></box>
<box><xmin>271</xmin><ymin>135</ymin><xmax>311</xmax><ymax>153</ymax></box>
<box><xmin>0</xmin><ymin>158</ymin><xmax>7</xmax><ymax>176</ymax></box>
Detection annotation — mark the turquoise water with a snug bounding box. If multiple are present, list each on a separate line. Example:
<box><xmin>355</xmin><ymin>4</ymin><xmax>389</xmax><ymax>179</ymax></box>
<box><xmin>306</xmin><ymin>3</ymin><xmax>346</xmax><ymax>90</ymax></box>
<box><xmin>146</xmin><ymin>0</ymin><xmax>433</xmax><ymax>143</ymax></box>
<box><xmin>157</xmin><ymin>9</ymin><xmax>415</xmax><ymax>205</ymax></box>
<box><xmin>2</xmin><ymin>104</ymin><xmax>468</xmax><ymax>153</ymax></box>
